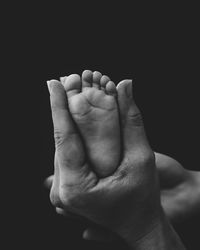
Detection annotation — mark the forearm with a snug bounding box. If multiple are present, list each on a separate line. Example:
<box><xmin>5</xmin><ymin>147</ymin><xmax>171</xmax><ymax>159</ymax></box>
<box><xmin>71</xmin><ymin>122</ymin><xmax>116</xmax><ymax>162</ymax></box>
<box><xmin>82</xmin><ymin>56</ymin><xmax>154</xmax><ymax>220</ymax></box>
<box><xmin>191</xmin><ymin>170</ymin><xmax>200</xmax><ymax>210</ymax></box>
<box><xmin>126</xmin><ymin>211</ymin><xmax>186</xmax><ymax>250</ymax></box>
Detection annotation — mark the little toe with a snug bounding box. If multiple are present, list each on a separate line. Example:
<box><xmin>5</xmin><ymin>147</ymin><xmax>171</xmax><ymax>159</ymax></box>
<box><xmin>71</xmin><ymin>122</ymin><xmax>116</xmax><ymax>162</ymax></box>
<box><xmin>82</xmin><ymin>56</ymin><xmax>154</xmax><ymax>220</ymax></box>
<box><xmin>105</xmin><ymin>81</ymin><xmax>117</xmax><ymax>97</ymax></box>
<box><xmin>92</xmin><ymin>71</ymin><xmax>102</xmax><ymax>89</ymax></box>
<box><xmin>100</xmin><ymin>75</ymin><xmax>110</xmax><ymax>91</ymax></box>
<box><xmin>63</xmin><ymin>74</ymin><xmax>81</xmax><ymax>98</ymax></box>
<box><xmin>82</xmin><ymin>70</ymin><xmax>93</xmax><ymax>89</ymax></box>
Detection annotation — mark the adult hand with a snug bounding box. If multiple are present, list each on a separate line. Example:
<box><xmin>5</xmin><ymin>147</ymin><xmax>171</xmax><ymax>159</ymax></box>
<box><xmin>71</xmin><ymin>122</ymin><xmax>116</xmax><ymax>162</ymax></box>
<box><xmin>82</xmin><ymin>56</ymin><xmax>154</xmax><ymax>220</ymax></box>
<box><xmin>81</xmin><ymin>154</ymin><xmax>200</xmax><ymax>241</ymax></box>
<box><xmin>46</xmin><ymin>78</ymin><xmax>185</xmax><ymax>249</ymax></box>
<box><xmin>45</xmin><ymin>154</ymin><xmax>200</xmax><ymax>241</ymax></box>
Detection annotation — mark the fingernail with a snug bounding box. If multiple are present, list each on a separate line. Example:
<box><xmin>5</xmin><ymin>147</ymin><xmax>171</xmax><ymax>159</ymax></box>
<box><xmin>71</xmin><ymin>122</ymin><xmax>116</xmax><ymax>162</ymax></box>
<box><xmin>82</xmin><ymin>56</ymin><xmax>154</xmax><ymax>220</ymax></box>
<box><xmin>126</xmin><ymin>79</ymin><xmax>133</xmax><ymax>97</ymax></box>
<box><xmin>46</xmin><ymin>80</ymin><xmax>52</xmax><ymax>94</ymax></box>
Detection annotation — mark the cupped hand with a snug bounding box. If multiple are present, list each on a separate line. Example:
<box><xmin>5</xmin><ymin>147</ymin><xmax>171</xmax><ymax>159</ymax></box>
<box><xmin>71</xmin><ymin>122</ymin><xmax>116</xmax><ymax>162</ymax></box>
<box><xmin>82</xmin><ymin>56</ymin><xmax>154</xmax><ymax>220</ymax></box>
<box><xmin>46</xmin><ymin>78</ymin><xmax>162</xmax><ymax>245</ymax></box>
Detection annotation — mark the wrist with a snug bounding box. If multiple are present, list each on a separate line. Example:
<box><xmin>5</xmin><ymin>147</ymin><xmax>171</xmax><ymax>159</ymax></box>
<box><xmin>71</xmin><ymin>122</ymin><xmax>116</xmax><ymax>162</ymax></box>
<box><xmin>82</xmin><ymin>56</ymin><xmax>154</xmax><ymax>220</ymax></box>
<box><xmin>190</xmin><ymin>170</ymin><xmax>200</xmax><ymax>208</ymax></box>
<box><xmin>125</xmin><ymin>208</ymin><xmax>186</xmax><ymax>250</ymax></box>
<box><xmin>192</xmin><ymin>171</ymin><xmax>200</xmax><ymax>189</ymax></box>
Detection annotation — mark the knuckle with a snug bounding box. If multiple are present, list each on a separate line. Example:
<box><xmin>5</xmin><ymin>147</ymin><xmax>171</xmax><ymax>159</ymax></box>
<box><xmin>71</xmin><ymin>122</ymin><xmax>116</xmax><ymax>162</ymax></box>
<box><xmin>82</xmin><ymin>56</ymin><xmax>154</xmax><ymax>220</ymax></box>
<box><xmin>49</xmin><ymin>186</ymin><xmax>78</xmax><ymax>210</ymax></box>
<box><xmin>138</xmin><ymin>149</ymin><xmax>155</xmax><ymax>166</ymax></box>
<box><xmin>50</xmin><ymin>190</ymin><xmax>62</xmax><ymax>208</ymax></box>
<box><xmin>127</xmin><ymin>148</ymin><xmax>155</xmax><ymax>170</ymax></box>
<box><xmin>145</xmin><ymin>150</ymin><xmax>155</xmax><ymax>164</ymax></box>
<box><xmin>59</xmin><ymin>188</ymin><xmax>77</xmax><ymax>209</ymax></box>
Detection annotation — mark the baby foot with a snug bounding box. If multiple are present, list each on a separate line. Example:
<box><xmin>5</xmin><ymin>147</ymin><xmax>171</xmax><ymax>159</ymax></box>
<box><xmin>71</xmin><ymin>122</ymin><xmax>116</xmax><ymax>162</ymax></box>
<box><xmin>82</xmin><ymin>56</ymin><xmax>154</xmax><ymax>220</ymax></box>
<box><xmin>62</xmin><ymin>70</ymin><xmax>121</xmax><ymax>178</ymax></box>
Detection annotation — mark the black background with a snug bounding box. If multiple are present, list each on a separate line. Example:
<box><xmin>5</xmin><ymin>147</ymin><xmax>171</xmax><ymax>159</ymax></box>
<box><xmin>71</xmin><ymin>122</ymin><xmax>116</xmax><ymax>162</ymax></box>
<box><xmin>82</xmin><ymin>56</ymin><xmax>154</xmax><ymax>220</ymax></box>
<box><xmin>5</xmin><ymin>3</ymin><xmax>199</xmax><ymax>250</ymax></box>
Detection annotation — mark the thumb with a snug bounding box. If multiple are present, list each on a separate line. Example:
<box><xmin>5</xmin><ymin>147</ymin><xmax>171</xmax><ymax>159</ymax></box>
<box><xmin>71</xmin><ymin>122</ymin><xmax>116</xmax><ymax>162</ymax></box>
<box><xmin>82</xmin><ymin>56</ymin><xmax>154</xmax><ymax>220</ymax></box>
<box><xmin>47</xmin><ymin>80</ymin><xmax>74</xmax><ymax>149</ymax></box>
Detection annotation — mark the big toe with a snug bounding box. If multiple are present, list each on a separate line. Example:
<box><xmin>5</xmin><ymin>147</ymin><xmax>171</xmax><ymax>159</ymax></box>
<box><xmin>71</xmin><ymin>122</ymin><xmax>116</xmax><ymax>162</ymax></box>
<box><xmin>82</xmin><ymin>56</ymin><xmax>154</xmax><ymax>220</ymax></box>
<box><xmin>63</xmin><ymin>74</ymin><xmax>81</xmax><ymax>98</ymax></box>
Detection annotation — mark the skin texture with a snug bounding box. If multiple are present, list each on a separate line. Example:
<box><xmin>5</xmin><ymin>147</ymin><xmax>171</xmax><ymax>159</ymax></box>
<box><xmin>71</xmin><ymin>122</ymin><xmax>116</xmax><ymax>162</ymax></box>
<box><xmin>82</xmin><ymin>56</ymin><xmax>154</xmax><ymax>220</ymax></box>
<box><xmin>60</xmin><ymin>71</ymin><xmax>121</xmax><ymax>177</ymax></box>
<box><xmin>45</xmin><ymin>73</ymin><xmax>200</xmax><ymax>242</ymax></box>
<box><xmin>46</xmin><ymin>74</ymin><xmax>185</xmax><ymax>249</ymax></box>
<box><xmin>156</xmin><ymin>153</ymin><xmax>200</xmax><ymax>224</ymax></box>
<box><xmin>83</xmin><ymin>155</ymin><xmax>200</xmax><ymax>242</ymax></box>
<box><xmin>45</xmin><ymin>154</ymin><xmax>200</xmax><ymax>242</ymax></box>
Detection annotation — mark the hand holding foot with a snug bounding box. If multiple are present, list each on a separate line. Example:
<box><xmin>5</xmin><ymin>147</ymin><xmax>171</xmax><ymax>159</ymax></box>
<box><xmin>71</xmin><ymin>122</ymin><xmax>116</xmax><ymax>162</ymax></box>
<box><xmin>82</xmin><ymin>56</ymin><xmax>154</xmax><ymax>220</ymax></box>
<box><xmin>47</xmin><ymin>75</ymin><xmax>185</xmax><ymax>249</ymax></box>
